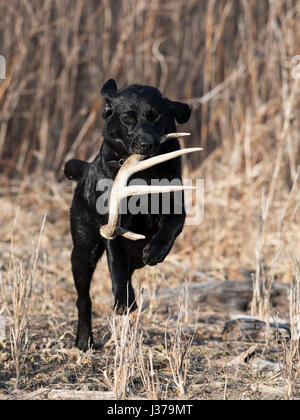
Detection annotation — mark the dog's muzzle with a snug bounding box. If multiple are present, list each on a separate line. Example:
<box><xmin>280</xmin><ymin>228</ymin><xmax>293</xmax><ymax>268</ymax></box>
<box><xmin>130</xmin><ymin>135</ymin><xmax>158</xmax><ymax>156</ymax></box>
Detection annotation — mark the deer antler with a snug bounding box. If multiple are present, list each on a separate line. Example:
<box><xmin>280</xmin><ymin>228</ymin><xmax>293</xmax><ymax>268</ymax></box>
<box><xmin>100</xmin><ymin>133</ymin><xmax>202</xmax><ymax>240</ymax></box>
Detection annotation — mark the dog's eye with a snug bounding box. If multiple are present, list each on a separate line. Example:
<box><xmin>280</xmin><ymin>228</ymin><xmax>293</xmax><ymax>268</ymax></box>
<box><xmin>147</xmin><ymin>110</ymin><xmax>160</xmax><ymax>123</ymax></box>
<box><xmin>122</xmin><ymin>113</ymin><xmax>136</xmax><ymax>124</ymax></box>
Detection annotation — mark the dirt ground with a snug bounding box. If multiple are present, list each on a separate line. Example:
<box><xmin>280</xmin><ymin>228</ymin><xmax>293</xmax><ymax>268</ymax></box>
<box><xmin>0</xmin><ymin>177</ymin><xmax>299</xmax><ymax>401</ymax></box>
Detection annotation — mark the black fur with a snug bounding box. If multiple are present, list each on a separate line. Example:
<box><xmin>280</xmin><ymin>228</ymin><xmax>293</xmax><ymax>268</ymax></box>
<box><xmin>65</xmin><ymin>79</ymin><xmax>192</xmax><ymax>350</ymax></box>
<box><xmin>64</xmin><ymin>159</ymin><xmax>89</xmax><ymax>181</ymax></box>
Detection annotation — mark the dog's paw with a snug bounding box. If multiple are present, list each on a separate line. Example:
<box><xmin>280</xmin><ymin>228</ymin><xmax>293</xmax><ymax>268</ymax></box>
<box><xmin>114</xmin><ymin>301</ymin><xmax>138</xmax><ymax>315</ymax></box>
<box><xmin>75</xmin><ymin>331</ymin><xmax>94</xmax><ymax>352</ymax></box>
<box><xmin>113</xmin><ymin>287</ymin><xmax>138</xmax><ymax>315</ymax></box>
<box><xmin>142</xmin><ymin>241</ymin><xmax>171</xmax><ymax>266</ymax></box>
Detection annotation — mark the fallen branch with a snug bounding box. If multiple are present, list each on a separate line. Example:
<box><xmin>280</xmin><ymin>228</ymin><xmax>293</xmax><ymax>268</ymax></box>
<box><xmin>222</xmin><ymin>317</ymin><xmax>290</xmax><ymax>342</ymax></box>
<box><xmin>48</xmin><ymin>389</ymin><xmax>115</xmax><ymax>400</ymax></box>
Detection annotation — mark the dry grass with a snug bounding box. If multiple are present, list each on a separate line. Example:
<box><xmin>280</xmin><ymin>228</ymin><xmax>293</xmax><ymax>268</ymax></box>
<box><xmin>0</xmin><ymin>212</ymin><xmax>46</xmax><ymax>389</ymax></box>
<box><xmin>0</xmin><ymin>198</ymin><xmax>299</xmax><ymax>399</ymax></box>
<box><xmin>0</xmin><ymin>0</ymin><xmax>300</xmax><ymax>400</ymax></box>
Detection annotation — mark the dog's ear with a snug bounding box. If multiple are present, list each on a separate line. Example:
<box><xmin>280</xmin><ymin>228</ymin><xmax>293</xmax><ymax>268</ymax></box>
<box><xmin>101</xmin><ymin>79</ymin><xmax>118</xmax><ymax>118</ymax></box>
<box><xmin>164</xmin><ymin>98</ymin><xmax>192</xmax><ymax>124</ymax></box>
<box><xmin>101</xmin><ymin>79</ymin><xmax>118</xmax><ymax>99</ymax></box>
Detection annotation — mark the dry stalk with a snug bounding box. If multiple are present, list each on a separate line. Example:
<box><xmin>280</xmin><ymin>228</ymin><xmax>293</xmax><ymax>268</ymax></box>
<box><xmin>282</xmin><ymin>261</ymin><xmax>300</xmax><ymax>399</ymax></box>
<box><xmin>105</xmin><ymin>290</ymin><xmax>143</xmax><ymax>400</ymax></box>
<box><xmin>138</xmin><ymin>345</ymin><xmax>160</xmax><ymax>399</ymax></box>
<box><xmin>144</xmin><ymin>266</ymin><xmax>162</xmax><ymax>319</ymax></box>
<box><xmin>252</xmin><ymin>169</ymin><xmax>300</xmax><ymax>344</ymax></box>
<box><xmin>251</xmin><ymin>189</ymin><xmax>271</xmax><ymax>320</ymax></box>
<box><xmin>0</xmin><ymin>212</ymin><xmax>46</xmax><ymax>389</ymax></box>
<box><xmin>164</xmin><ymin>303</ymin><xmax>193</xmax><ymax>396</ymax></box>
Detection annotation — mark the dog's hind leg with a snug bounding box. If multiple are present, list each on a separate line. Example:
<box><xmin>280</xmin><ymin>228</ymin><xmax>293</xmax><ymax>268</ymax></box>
<box><xmin>72</xmin><ymin>241</ymin><xmax>104</xmax><ymax>350</ymax></box>
<box><xmin>106</xmin><ymin>237</ymin><xmax>138</xmax><ymax>315</ymax></box>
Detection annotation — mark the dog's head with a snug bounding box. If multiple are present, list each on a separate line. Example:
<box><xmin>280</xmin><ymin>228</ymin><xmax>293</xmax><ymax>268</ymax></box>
<box><xmin>101</xmin><ymin>79</ymin><xmax>192</xmax><ymax>158</ymax></box>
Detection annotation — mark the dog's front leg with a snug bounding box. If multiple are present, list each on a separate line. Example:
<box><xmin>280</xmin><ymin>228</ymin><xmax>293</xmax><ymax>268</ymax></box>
<box><xmin>72</xmin><ymin>242</ymin><xmax>104</xmax><ymax>350</ymax></box>
<box><xmin>106</xmin><ymin>237</ymin><xmax>138</xmax><ymax>314</ymax></box>
<box><xmin>143</xmin><ymin>212</ymin><xmax>185</xmax><ymax>266</ymax></box>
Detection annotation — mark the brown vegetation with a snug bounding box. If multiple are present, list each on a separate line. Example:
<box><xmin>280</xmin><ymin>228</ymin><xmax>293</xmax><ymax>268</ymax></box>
<box><xmin>0</xmin><ymin>0</ymin><xmax>300</xmax><ymax>400</ymax></box>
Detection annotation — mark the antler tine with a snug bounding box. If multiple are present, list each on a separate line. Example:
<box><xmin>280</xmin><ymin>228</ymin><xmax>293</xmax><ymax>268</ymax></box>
<box><xmin>125</xmin><ymin>147</ymin><xmax>202</xmax><ymax>178</ymax></box>
<box><xmin>160</xmin><ymin>132</ymin><xmax>191</xmax><ymax>143</ymax></box>
<box><xmin>111</xmin><ymin>184</ymin><xmax>196</xmax><ymax>214</ymax></box>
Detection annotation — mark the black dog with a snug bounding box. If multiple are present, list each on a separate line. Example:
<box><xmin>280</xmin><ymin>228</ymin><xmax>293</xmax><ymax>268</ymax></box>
<box><xmin>65</xmin><ymin>79</ymin><xmax>192</xmax><ymax>350</ymax></box>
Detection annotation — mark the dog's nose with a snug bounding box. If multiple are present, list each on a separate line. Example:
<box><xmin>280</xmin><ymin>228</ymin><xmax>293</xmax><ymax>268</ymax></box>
<box><xmin>132</xmin><ymin>136</ymin><xmax>155</xmax><ymax>156</ymax></box>
<box><xmin>139</xmin><ymin>138</ymin><xmax>155</xmax><ymax>155</ymax></box>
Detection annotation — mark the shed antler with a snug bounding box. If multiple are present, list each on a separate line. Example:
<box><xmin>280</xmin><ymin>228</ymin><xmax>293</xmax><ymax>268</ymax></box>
<box><xmin>100</xmin><ymin>133</ymin><xmax>202</xmax><ymax>240</ymax></box>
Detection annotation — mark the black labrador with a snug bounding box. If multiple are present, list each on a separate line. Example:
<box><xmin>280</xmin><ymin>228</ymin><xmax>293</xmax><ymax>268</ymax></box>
<box><xmin>65</xmin><ymin>79</ymin><xmax>192</xmax><ymax>350</ymax></box>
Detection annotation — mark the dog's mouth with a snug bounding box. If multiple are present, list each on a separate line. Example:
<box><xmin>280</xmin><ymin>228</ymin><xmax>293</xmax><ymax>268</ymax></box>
<box><xmin>129</xmin><ymin>132</ymin><xmax>191</xmax><ymax>158</ymax></box>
